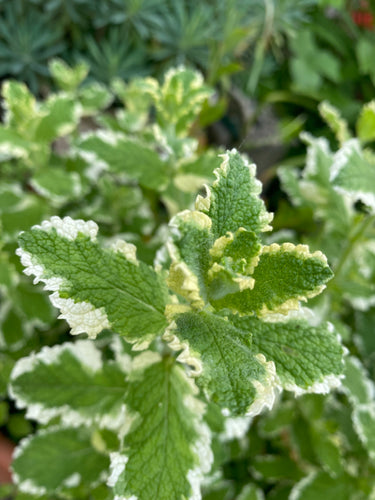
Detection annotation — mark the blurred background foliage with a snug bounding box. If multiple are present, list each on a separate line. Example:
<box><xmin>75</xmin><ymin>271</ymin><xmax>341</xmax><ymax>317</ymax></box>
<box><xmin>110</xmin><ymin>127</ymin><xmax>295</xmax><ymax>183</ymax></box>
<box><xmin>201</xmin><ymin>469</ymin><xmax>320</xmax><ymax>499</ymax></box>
<box><xmin>1</xmin><ymin>0</ymin><xmax>372</xmax><ymax>173</ymax></box>
<box><xmin>1</xmin><ymin>0</ymin><xmax>375</xmax><ymax>498</ymax></box>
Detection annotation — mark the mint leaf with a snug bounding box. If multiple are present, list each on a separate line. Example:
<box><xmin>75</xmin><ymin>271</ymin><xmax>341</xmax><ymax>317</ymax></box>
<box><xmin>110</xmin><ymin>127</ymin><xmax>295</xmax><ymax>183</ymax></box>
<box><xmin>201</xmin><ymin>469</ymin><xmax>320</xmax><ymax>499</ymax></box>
<box><xmin>331</xmin><ymin>139</ymin><xmax>375</xmax><ymax>212</ymax></box>
<box><xmin>291</xmin><ymin>471</ymin><xmax>360</xmax><ymax>500</ymax></box>
<box><xmin>10</xmin><ymin>341</ymin><xmax>128</xmax><ymax>427</ymax></box>
<box><xmin>210</xmin><ymin>244</ymin><xmax>333</xmax><ymax>316</ymax></box>
<box><xmin>109</xmin><ymin>353</ymin><xmax>212</xmax><ymax>500</ymax></box>
<box><xmin>231</xmin><ymin>315</ymin><xmax>343</xmax><ymax>395</ymax></box>
<box><xmin>12</xmin><ymin>426</ymin><xmax>109</xmax><ymax>496</ymax></box>
<box><xmin>35</xmin><ymin>94</ymin><xmax>79</xmax><ymax>143</ymax></box>
<box><xmin>168</xmin><ymin>210</ymin><xmax>213</xmax><ymax>308</ymax></box>
<box><xmin>169</xmin><ymin>311</ymin><xmax>277</xmax><ymax>415</ymax></box>
<box><xmin>17</xmin><ymin>217</ymin><xmax>169</xmax><ymax>344</ymax></box>
<box><xmin>341</xmin><ymin>356</ymin><xmax>375</xmax><ymax>406</ymax></box>
<box><xmin>199</xmin><ymin>150</ymin><xmax>273</xmax><ymax>238</ymax></box>
<box><xmin>79</xmin><ymin>132</ymin><xmax>169</xmax><ymax>190</ymax></box>
<box><xmin>356</xmin><ymin>101</ymin><xmax>375</xmax><ymax>143</ymax></box>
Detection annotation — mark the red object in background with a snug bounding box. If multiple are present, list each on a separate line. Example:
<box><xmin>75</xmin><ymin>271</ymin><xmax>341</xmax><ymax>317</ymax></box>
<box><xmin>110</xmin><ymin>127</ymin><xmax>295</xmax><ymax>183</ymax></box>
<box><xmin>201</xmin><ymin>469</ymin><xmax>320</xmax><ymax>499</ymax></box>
<box><xmin>0</xmin><ymin>434</ymin><xmax>14</xmax><ymax>483</ymax></box>
<box><xmin>351</xmin><ymin>0</ymin><xmax>374</xmax><ymax>29</ymax></box>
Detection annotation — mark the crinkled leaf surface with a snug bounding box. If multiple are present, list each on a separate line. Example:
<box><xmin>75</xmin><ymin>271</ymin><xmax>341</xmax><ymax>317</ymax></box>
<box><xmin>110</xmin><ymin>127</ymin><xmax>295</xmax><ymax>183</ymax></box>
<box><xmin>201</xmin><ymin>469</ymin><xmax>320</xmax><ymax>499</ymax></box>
<box><xmin>17</xmin><ymin>217</ymin><xmax>169</xmax><ymax>342</ymax></box>
<box><xmin>109</xmin><ymin>354</ymin><xmax>211</xmax><ymax>500</ymax></box>
<box><xmin>210</xmin><ymin>243</ymin><xmax>332</xmax><ymax>316</ymax></box>
<box><xmin>171</xmin><ymin>311</ymin><xmax>273</xmax><ymax>415</ymax></box>
<box><xmin>12</xmin><ymin>426</ymin><xmax>109</xmax><ymax>495</ymax></box>
<box><xmin>168</xmin><ymin>211</ymin><xmax>213</xmax><ymax>307</ymax></box>
<box><xmin>201</xmin><ymin>150</ymin><xmax>273</xmax><ymax>238</ymax></box>
<box><xmin>10</xmin><ymin>341</ymin><xmax>128</xmax><ymax>426</ymax></box>
<box><xmin>231</xmin><ymin>315</ymin><xmax>344</xmax><ymax>395</ymax></box>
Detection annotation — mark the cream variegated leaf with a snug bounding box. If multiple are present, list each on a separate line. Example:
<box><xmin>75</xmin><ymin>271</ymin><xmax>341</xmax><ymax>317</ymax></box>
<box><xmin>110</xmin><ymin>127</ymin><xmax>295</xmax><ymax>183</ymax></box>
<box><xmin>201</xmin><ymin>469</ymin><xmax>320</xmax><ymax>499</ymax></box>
<box><xmin>168</xmin><ymin>311</ymin><xmax>279</xmax><ymax>416</ymax></box>
<box><xmin>9</xmin><ymin>341</ymin><xmax>128</xmax><ymax>428</ymax></box>
<box><xmin>12</xmin><ymin>426</ymin><xmax>109</xmax><ymax>496</ymax></box>
<box><xmin>17</xmin><ymin>216</ymin><xmax>169</xmax><ymax>344</ymax></box>
<box><xmin>109</xmin><ymin>353</ymin><xmax>212</xmax><ymax>500</ymax></box>
<box><xmin>209</xmin><ymin>243</ymin><xmax>332</xmax><ymax>317</ymax></box>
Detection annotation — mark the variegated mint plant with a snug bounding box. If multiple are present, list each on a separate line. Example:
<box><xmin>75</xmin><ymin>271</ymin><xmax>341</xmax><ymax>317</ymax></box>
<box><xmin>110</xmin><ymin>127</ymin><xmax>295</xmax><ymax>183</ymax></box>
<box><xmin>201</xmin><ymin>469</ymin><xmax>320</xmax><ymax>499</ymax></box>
<box><xmin>10</xmin><ymin>150</ymin><xmax>344</xmax><ymax>499</ymax></box>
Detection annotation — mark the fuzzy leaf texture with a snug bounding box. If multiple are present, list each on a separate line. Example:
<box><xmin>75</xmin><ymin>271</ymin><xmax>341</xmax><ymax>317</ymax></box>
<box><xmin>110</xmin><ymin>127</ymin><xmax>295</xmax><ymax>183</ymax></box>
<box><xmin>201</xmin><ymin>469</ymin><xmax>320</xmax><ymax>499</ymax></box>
<box><xmin>9</xmin><ymin>341</ymin><xmax>128</xmax><ymax>427</ymax></box>
<box><xmin>17</xmin><ymin>216</ymin><xmax>169</xmax><ymax>345</ymax></box>
<box><xmin>108</xmin><ymin>353</ymin><xmax>212</xmax><ymax>500</ymax></box>
<box><xmin>166</xmin><ymin>150</ymin><xmax>343</xmax><ymax>415</ymax></box>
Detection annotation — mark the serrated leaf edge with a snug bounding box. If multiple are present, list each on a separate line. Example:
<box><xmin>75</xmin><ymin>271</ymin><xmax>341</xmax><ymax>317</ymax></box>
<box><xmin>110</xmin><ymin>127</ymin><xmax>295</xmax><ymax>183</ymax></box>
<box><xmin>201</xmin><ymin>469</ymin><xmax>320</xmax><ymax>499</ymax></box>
<box><xmin>12</xmin><ymin>425</ymin><xmax>108</xmax><ymax>495</ymax></box>
<box><xmin>108</xmin><ymin>351</ymin><xmax>213</xmax><ymax>500</ymax></box>
<box><xmin>9</xmin><ymin>341</ymin><xmax>128</xmax><ymax>430</ymax></box>
<box><xmin>257</xmin><ymin>243</ymin><xmax>329</xmax><ymax>317</ymax></box>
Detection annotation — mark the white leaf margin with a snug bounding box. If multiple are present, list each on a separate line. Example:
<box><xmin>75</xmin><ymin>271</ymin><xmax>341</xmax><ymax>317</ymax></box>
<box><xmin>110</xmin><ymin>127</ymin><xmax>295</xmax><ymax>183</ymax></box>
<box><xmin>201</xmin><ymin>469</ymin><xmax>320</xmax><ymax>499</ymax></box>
<box><xmin>9</xmin><ymin>340</ymin><xmax>128</xmax><ymax>430</ymax></box>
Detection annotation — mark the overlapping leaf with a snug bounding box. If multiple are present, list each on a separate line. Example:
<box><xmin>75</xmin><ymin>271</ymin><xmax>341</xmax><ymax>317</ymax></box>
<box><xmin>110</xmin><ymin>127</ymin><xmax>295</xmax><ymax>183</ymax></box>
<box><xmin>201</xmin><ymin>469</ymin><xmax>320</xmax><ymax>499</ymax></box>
<box><xmin>79</xmin><ymin>132</ymin><xmax>169</xmax><ymax>190</ymax></box>
<box><xmin>10</xmin><ymin>341</ymin><xmax>128</xmax><ymax>427</ymax></box>
<box><xmin>17</xmin><ymin>216</ymin><xmax>169</xmax><ymax>343</ymax></box>
<box><xmin>168</xmin><ymin>311</ymin><xmax>276</xmax><ymax>415</ymax></box>
<box><xmin>109</xmin><ymin>353</ymin><xmax>212</xmax><ymax>500</ymax></box>
<box><xmin>231</xmin><ymin>315</ymin><xmax>344</xmax><ymax>395</ymax></box>
<box><xmin>12</xmin><ymin>427</ymin><xmax>109</xmax><ymax>496</ymax></box>
<box><xmin>330</xmin><ymin>139</ymin><xmax>375</xmax><ymax>212</ymax></box>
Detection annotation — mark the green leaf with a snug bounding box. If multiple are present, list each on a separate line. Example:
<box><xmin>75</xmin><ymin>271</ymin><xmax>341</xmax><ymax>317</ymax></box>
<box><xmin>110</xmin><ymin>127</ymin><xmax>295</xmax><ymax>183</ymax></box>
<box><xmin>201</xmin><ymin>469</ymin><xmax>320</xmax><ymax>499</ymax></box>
<box><xmin>49</xmin><ymin>59</ymin><xmax>89</xmax><ymax>92</ymax></box>
<box><xmin>309</xmin><ymin>423</ymin><xmax>343</xmax><ymax>477</ymax></box>
<box><xmin>2</xmin><ymin>81</ymin><xmax>37</xmax><ymax>135</ymax></box>
<box><xmin>10</xmin><ymin>341</ymin><xmax>128</xmax><ymax>427</ymax></box>
<box><xmin>168</xmin><ymin>210</ymin><xmax>213</xmax><ymax>308</ymax></box>
<box><xmin>280</xmin><ymin>134</ymin><xmax>353</xmax><ymax>239</ymax></box>
<box><xmin>0</xmin><ymin>128</ymin><xmax>31</xmax><ymax>159</ymax></box>
<box><xmin>210</xmin><ymin>243</ymin><xmax>333</xmax><ymax>316</ymax></box>
<box><xmin>232</xmin><ymin>315</ymin><xmax>344</xmax><ymax>395</ymax></box>
<box><xmin>0</xmin><ymin>302</ymin><xmax>30</xmax><ymax>350</ymax></box>
<box><xmin>331</xmin><ymin>139</ymin><xmax>375</xmax><ymax>212</ymax></box>
<box><xmin>357</xmin><ymin>101</ymin><xmax>375</xmax><ymax>143</ymax></box>
<box><xmin>291</xmin><ymin>471</ymin><xmax>360</xmax><ymax>500</ymax></box>
<box><xmin>251</xmin><ymin>455</ymin><xmax>303</xmax><ymax>482</ymax></box>
<box><xmin>12</xmin><ymin>426</ymin><xmax>109</xmax><ymax>496</ymax></box>
<box><xmin>237</xmin><ymin>484</ymin><xmax>265</xmax><ymax>500</ymax></box>
<box><xmin>31</xmin><ymin>169</ymin><xmax>83</xmax><ymax>205</ymax></box>
<box><xmin>198</xmin><ymin>150</ymin><xmax>273</xmax><ymax>239</ymax></box>
<box><xmin>35</xmin><ymin>94</ymin><xmax>79</xmax><ymax>143</ymax></box>
<box><xmin>0</xmin><ymin>353</ymin><xmax>14</xmax><ymax>397</ymax></box>
<box><xmin>341</xmin><ymin>356</ymin><xmax>374</xmax><ymax>406</ymax></box>
<box><xmin>79</xmin><ymin>132</ymin><xmax>169</xmax><ymax>190</ymax></box>
<box><xmin>155</xmin><ymin>66</ymin><xmax>213</xmax><ymax>135</ymax></box>
<box><xmin>353</xmin><ymin>405</ymin><xmax>375</xmax><ymax>463</ymax></box>
<box><xmin>168</xmin><ymin>311</ymin><xmax>277</xmax><ymax>415</ymax></box>
<box><xmin>17</xmin><ymin>216</ymin><xmax>169</xmax><ymax>344</ymax></box>
<box><xmin>12</xmin><ymin>281</ymin><xmax>55</xmax><ymax>326</ymax></box>
<box><xmin>319</xmin><ymin>101</ymin><xmax>351</xmax><ymax>145</ymax></box>
<box><xmin>78</xmin><ymin>82</ymin><xmax>113</xmax><ymax>114</ymax></box>
<box><xmin>109</xmin><ymin>353</ymin><xmax>212</xmax><ymax>500</ymax></box>
<box><xmin>1</xmin><ymin>195</ymin><xmax>50</xmax><ymax>239</ymax></box>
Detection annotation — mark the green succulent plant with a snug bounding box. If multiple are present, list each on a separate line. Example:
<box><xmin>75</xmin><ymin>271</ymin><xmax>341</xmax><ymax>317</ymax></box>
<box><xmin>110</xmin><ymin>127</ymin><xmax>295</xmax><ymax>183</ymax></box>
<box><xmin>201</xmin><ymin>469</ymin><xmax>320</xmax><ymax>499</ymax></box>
<box><xmin>0</xmin><ymin>1</ymin><xmax>66</xmax><ymax>93</ymax></box>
